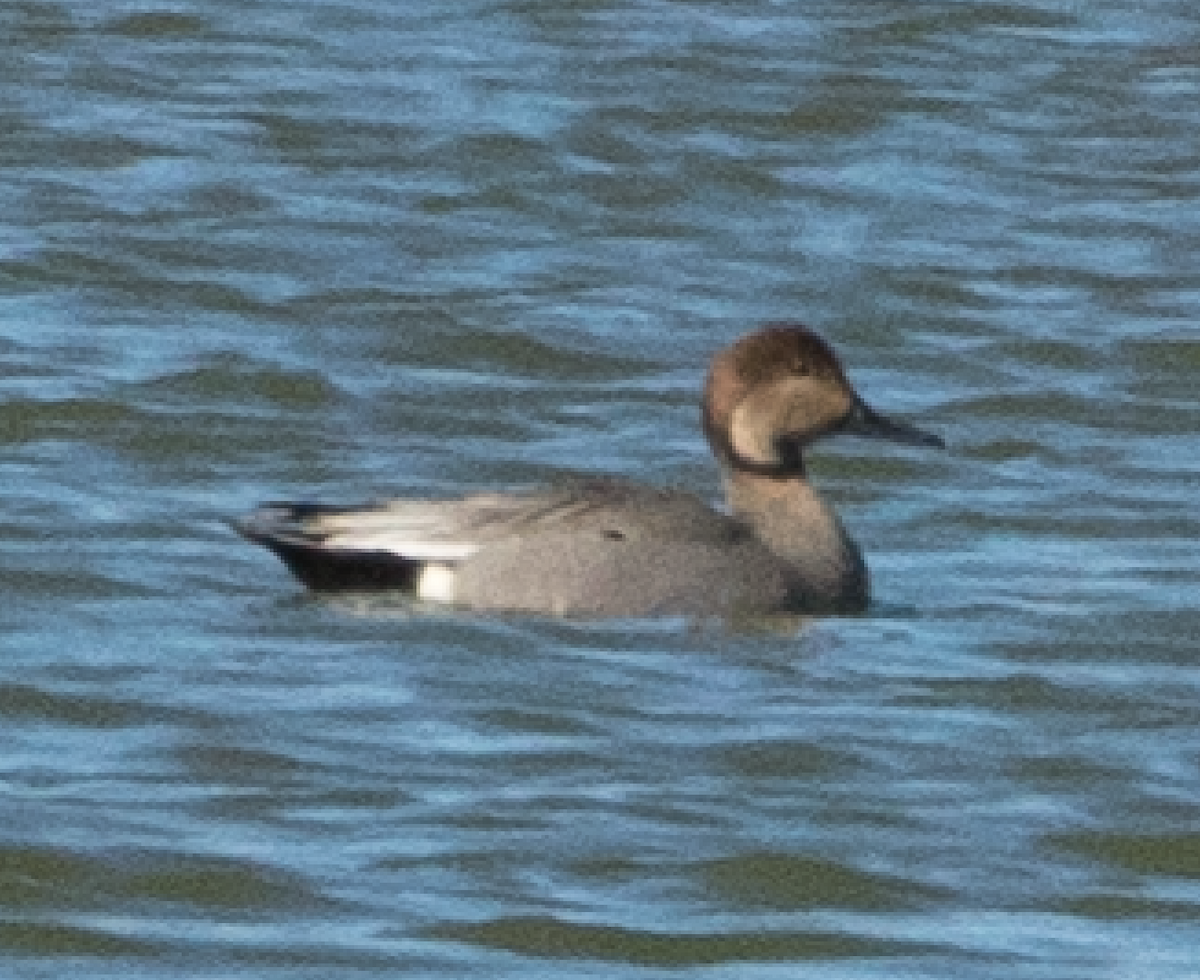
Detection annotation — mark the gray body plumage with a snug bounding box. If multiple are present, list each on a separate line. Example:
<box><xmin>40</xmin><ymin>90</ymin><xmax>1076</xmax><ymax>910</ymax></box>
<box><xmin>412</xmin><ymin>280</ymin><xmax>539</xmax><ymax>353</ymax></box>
<box><xmin>235</xmin><ymin>324</ymin><xmax>942</xmax><ymax>617</ymax></box>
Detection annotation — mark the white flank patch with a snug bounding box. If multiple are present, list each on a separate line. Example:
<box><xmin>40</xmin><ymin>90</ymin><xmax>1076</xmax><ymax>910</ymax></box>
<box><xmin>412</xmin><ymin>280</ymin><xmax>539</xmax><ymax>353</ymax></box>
<box><xmin>416</xmin><ymin>562</ymin><xmax>458</xmax><ymax>603</ymax></box>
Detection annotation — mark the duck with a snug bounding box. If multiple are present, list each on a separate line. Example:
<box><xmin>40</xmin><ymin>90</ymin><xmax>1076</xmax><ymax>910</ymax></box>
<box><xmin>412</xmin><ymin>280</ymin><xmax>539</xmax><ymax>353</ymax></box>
<box><xmin>234</xmin><ymin>324</ymin><xmax>943</xmax><ymax>616</ymax></box>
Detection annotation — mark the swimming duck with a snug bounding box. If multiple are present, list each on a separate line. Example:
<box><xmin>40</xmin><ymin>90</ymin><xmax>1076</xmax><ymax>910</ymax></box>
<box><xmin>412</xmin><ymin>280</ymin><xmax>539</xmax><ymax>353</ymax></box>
<box><xmin>235</xmin><ymin>324</ymin><xmax>942</xmax><ymax>616</ymax></box>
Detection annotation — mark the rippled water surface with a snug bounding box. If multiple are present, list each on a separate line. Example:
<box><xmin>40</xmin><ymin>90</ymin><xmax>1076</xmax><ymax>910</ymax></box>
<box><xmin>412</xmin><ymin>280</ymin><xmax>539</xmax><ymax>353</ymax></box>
<box><xmin>4</xmin><ymin>1</ymin><xmax>1199</xmax><ymax>977</ymax></box>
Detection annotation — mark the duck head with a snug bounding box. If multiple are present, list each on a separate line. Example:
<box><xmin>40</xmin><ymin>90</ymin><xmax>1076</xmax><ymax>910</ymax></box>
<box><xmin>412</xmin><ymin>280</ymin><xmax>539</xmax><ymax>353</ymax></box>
<box><xmin>702</xmin><ymin>324</ymin><xmax>943</xmax><ymax>476</ymax></box>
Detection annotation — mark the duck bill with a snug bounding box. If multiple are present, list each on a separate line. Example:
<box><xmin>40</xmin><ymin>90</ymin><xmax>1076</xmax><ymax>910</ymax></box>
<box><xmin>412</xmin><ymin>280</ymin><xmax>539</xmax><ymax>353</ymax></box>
<box><xmin>842</xmin><ymin>399</ymin><xmax>944</xmax><ymax>448</ymax></box>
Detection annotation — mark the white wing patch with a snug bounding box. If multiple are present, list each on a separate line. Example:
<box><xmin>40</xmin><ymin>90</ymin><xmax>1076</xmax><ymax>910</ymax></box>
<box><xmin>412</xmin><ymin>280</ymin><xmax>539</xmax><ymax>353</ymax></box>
<box><xmin>292</xmin><ymin>486</ymin><xmax>642</xmax><ymax>576</ymax></box>
<box><xmin>319</xmin><ymin>532</ymin><xmax>477</xmax><ymax>561</ymax></box>
<box><xmin>306</xmin><ymin>504</ymin><xmax>484</xmax><ymax>561</ymax></box>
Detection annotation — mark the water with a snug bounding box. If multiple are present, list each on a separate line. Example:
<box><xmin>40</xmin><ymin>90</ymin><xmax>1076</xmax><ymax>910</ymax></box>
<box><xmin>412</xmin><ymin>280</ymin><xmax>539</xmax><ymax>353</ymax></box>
<box><xmin>3</xmin><ymin>1</ymin><xmax>1199</xmax><ymax>977</ymax></box>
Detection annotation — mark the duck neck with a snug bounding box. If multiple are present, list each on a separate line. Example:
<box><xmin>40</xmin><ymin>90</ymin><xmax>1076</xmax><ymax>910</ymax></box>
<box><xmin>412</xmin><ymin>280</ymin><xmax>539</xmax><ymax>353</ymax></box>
<box><xmin>723</xmin><ymin>465</ymin><xmax>867</xmax><ymax>605</ymax></box>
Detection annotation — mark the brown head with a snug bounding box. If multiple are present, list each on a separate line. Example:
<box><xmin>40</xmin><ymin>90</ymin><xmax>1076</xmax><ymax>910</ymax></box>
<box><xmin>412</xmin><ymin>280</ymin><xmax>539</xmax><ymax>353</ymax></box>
<box><xmin>702</xmin><ymin>323</ymin><xmax>943</xmax><ymax>476</ymax></box>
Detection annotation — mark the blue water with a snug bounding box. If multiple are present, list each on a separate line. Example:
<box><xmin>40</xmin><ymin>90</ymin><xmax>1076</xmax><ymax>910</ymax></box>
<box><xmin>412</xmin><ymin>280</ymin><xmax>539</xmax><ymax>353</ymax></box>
<box><xmin>3</xmin><ymin>1</ymin><xmax>1199</xmax><ymax>977</ymax></box>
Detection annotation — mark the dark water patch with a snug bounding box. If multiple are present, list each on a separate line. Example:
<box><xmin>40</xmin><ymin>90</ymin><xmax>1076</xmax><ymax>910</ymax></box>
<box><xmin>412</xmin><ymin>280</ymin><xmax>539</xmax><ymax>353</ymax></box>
<box><xmin>164</xmin><ymin>743</ymin><xmax>415</xmax><ymax>820</ymax></box>
<box><xmin>4</xmin><ymin>248</ymin><xmax>276</xmax><ymax>314</ymax></box>
<box><xmin>47</xmin><ymin>134</ymin><xmax>180</xmax><ymax>172</ymax></box>
<box><xmin>0</xmin><ymin>846</ymin><xmax>119</xmax><ymax>908</ymax></box>
<box><xmin>119</xmin><ymin>854</ymin><xmax>338</xmax><ymax>915</ymax></box>
<box><xmin>783</xmin><ymin>74</ymin><xmax>921</xmax><ymax>138</ymax></box>
<box><xmin>998</xmin><ymin>609</ymin><xmax>1200</xmax><ymax>666</ymax></box>
<box><xmin>0</xmin><ymin>112</ymin><xmax>43</xmax><ymax>168</ymax></box>
<box><xmin>474</xmin><ymin>707</ymin><xmax>596</xmax><ymax>737</ymax></box>
<box><xmin>3</xmin><ymin>1</ymin><xmax>78</xmax><ymax>46</ymax></box>
<box><xmin>710</xmin><ymin>738</ymin><xmax>861</xmax><ymax>780</ymax></box>
<box><xmin>1061</xmin><ymin>893</ymin><xmax>1200</xmax><ymax>922</ymax></box>
<box><xmin>368</xmin><ymin>326</ymin><xmax>660</xmax><ymax>383</ymax></box>
<box><xmin>701</xmin><ymin>851</ymin><xmax>949</xmax><ymax>911</ymax></box>
<box><xmin>947</xmin><ymin>390</ymin><xmax>1129</xmax><ymax>430</ymax></box>
<box><xmin>970</xmin><ymin>437</ymin><xmax>1053</xmax><ymax>462</ymax></box>
<box><xmin>893</xmin><ymin>673</ymin><xmax>1124</xmax><ymax>715</ymax></box>
<box><xmin>1120</xmin><ymin>334</ymin><xmax>1200</xmax><ymax>372</ymax></box>
<box><xmin>0</xmin><ymin>844</ymin><xmax>343</xmax><ymax>917</ymax></box>
<box><xmin>133</xmin><ymin>358</ymin><xmax>341</xmax><ymax>411</ymax></box>
<box><xmin>848</xmin><ymin>2</ymin><xmax>1076</xmax><ymax>40</ymax></box>
<box><xmin>0</xmin><ymin>683</ymin><xmax>171</xmax><ymax>729</ymax></box>
<box><xmin>241</xmin><ymin>111</ymin><xmax>425</xmax><ymax>170</ymax></box>
<box><xmin>103</xmin><ymin>11</ymin><xmax>211</xmax><ymax>39</ymax></box>
<box><xmin>92</xmin><ymin>231</ymin><xmax>303</xmax><ymax>284</ymax></box>
<box><xmin>284</xmin><ymin>785</ymin><xmax>411</xmax><ymax>816</ymax></box>
<box><xmin>816</xmin><ymin>451</ymin><xmax>948</xmax><ymax>490</ymax></box>
<box><xmin>173</xmin><ymin>744</ymin><xmax>313</xmax><ymax>788</ymax></box>
<box><xmin>892</xmin><ymin>270</ymin><xmax>1016</xmax><ymax>313</ymax></box>
<box><xmin>0</xmin><ymin>920</ymin><xmax>164</xmax><ymax>957</ymax></box>
<box><xmin>0</xmin><ymin>566</ymin><xmax>146</xmax><ymax>602</ymax></box>
<box><xmin>0</xmin><ymin>397</ymin><xmax>137</xmax><ymax>445</ymax></box>
<box><xmin>1050</xmin><ymin>831</ymin><xmax>1200</xmax><ymax>879</ymax></box>
<box><xmin>959</xmin><ymin>510</ymin><xmax>1200</xmax><ymax>542</ymax></box>
<box><xmin>373</xmin><ymin>848</ymin><xmax>519</xmax><ymax>875</ymax></box>
<box><xmin>0</xmin><ymin>396</ymin><xmax>305</xmax><ymax>471</ymax></box>
<box><xmin>1011</xmin><ymin>753</ymin><xmax>1137</xmax><ymax>792</ymax></box>
<box><xmin>430</xmin><ymin>810</ymin><xmax>549</xmax><ymax>834</ymax></box>
<box><xmin>987</xmin><ymin>338</ymin><xmax>1112</xmax><ymax>374</ymax></box>
<box><xmin>183</xmin><ymin>179</ymin><xmax>276</xmax><ymax>217</ymax></box>
<box><xmin>422</xmin><ymin>914</ymin><xmax>951</xmax><ymax>965</ymax></box>
<box><xmin>275</xmin><ymin>286</ymin><xmax>441</xmax><ymax>329</ymax></box>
